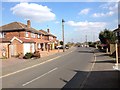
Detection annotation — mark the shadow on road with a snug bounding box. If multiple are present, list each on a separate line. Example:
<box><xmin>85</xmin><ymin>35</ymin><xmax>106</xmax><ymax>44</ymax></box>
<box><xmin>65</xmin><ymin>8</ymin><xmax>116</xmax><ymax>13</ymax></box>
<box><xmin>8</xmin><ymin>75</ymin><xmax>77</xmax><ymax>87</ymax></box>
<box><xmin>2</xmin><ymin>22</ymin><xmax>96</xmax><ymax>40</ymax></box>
<box><xmin>60</xmin><ymin>70</ymin><xmax>87</xmax><ymax>89</ymax></box>
<box><xmin>61</xmin><ymin>70</ymin><xmax>119</xmax><ymax>89</ymax></box>
<box><xmin>96</xmin><ymin>54</ymin><xmax>110</xmax><ymax>57</ymax></box>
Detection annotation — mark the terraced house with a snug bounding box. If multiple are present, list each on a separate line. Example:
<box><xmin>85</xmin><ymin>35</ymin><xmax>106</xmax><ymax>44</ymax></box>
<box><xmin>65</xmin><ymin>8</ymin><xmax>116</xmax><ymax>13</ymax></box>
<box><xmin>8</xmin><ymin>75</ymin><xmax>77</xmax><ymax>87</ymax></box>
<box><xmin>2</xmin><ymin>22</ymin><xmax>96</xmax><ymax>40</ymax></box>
<box><xmin>0</xmin><ymin>20</ymin><xmax>58</xmax><ymax>58</ymax></box>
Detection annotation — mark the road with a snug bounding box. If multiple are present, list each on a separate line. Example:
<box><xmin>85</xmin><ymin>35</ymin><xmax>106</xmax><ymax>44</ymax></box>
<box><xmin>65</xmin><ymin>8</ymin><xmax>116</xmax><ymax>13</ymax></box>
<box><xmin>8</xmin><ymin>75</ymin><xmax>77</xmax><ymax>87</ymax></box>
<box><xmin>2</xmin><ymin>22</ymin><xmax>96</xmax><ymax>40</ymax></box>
<box><xmin>2</xmin><ymin>47</ymin><xmax>96</xmax><ymax>88</ymax></box>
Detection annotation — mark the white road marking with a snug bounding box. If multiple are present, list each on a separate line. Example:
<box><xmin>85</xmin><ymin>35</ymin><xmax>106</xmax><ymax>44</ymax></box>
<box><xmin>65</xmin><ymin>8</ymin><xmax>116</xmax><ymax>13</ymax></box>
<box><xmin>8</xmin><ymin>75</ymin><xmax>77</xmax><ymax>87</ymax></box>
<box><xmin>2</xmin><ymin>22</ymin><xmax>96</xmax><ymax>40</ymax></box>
<box><xmin>0</xmin><ymin>50</ymin><xmax>74</xmax><ymax>79</ymax></box>
<box><xmin>80</xmin><ymin>53</ymin><xmax>96</xmax><ymax>88</ymax></box>
<box><xmin>0</xmin><ymin>56</ymin><xmax>60</xmax><ymax>79</ymax></box>
<box><xmin>22</xmin><ymin>67</ymin><xmax>58</xmax><ymax>86</ymax></box>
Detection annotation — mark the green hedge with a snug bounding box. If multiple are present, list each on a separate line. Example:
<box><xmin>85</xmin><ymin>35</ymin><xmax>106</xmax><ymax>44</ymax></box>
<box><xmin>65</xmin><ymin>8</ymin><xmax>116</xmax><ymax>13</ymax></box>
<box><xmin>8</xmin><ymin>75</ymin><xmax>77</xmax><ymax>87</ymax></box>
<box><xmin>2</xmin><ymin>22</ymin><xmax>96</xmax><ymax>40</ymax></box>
<box><xmin>24</xmin><ymin>52</ymin><xmax>33</xmax><ymax>59</ymax></box>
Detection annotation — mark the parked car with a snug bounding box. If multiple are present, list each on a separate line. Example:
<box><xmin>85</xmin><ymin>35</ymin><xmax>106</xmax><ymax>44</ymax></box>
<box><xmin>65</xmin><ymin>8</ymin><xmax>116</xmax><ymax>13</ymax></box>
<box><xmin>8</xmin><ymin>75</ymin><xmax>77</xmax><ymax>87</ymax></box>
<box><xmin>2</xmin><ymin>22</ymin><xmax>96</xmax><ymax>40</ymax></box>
<box><xmin>65</xmin><ymin>46</ymin><xmax>69</xmax><ymax>49</ymax></box>
<box><xmin>65</xmin><ymin>45</ymin><xmax>69</xmax><ymax>49</ymax></box>
<box><xmin>56</xmin><ymin>45</ymin><xmax>63</xmax><ymax>49</ymax></box>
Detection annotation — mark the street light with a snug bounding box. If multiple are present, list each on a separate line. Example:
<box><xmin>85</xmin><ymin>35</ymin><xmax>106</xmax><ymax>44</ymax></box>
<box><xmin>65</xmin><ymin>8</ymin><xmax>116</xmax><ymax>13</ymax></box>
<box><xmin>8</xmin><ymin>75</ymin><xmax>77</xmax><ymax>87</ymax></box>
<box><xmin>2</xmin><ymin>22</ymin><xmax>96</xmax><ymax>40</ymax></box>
<box><xmin>62</xmin><ymin>19</ymin><xmax>65</xmax><ymax>52</ymax></box>
<box><xmin>85</xmin><ymin>35</ymin><xmax>87</xmax><ymax>48</ymax></box>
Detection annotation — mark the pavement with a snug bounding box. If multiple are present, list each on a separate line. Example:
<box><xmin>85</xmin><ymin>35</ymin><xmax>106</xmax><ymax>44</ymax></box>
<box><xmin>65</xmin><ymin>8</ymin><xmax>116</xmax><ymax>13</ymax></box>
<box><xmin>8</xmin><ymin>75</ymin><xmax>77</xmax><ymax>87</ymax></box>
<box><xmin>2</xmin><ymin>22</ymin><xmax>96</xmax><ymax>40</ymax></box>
<box><xmin>113</xmin><ymin>64</ymin><xmax>120</xmax><ymax>71</ymax></box>
<box><xmin>1</xmin><ymin>49</ymin><xmax>63</xmax><ymax>68</ymax></box>
<box><xmin>83</xmin><ymin>49</ymin><xmax>120</xmax><ymax>88</ymax></box>
<box><xmin>1</xmin><ymin>47</ymin><xmax>119</xmax><ymax>89</ymax></box>
<box><xmin>40</xmin><ymin>49</ymin><xmax>63</xmax><ymax>57</ymax></box>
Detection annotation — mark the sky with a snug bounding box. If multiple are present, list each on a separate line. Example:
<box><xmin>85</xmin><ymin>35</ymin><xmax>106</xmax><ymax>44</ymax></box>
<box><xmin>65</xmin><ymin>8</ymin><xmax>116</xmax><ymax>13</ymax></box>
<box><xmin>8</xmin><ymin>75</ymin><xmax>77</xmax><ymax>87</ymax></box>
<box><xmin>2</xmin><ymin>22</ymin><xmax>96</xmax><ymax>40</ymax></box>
<box><xmin>1</xmin><ymin>0</ymin><xmax>119</xmax><ymax>43</ymax></box>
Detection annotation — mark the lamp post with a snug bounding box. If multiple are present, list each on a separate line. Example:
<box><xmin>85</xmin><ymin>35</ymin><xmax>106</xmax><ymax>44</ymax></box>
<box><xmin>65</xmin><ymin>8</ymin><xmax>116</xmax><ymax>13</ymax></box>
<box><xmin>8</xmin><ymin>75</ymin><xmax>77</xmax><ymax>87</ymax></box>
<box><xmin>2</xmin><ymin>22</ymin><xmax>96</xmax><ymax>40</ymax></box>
<box><xmin>85</xmin><ymin>35</ymin><xmax>87</xmax><ymax>48</ymax></box>
<box><xmin>62</xmin><ymin>19</ymin><xmax>65</xmax><ymax>52</ymax></box>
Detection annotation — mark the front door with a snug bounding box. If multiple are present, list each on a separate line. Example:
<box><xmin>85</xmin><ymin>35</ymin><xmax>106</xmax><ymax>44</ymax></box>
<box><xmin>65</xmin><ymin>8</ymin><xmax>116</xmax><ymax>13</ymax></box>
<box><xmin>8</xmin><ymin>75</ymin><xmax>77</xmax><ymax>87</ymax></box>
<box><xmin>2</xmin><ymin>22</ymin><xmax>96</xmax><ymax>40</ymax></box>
<box><xmin>9</xmin><ymin>44</ymin><xmax>16</xmax><ymax>57</ymax></box>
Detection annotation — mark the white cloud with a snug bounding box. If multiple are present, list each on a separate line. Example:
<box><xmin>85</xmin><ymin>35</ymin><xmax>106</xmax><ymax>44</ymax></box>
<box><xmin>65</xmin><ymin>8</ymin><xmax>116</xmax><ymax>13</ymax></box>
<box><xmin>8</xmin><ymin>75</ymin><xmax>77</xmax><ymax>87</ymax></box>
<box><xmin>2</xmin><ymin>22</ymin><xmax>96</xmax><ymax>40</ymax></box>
<box><xmin>66</xmin><ymin>20</ymin><xmax>107</xmax><ymax>42</ymax></box>
<box><xmin>93</xmin><ymin>2</ymin><xmax>118</xmax><ymax>18</ymax></box>
<box><xmin>79</xmin><ymin>8</ymin><xmax>90</xmax><ymax>15</ymax></box>
<box><xmin>109</xmin><ymin>3</ymin><xmax>118</xmax><ymax>11</ymax></box>
<box><xmin>11</xmin><ymin>3</ymin><xmax>56</xmax><ymax>23</ymax></box>
<box><xmin>100</xmin><ymin>2</ymin><xmax>118</xmax><ymax>10</ymax></box>
<box><xmin>66</xmin><ymin>20</ymin><xmax>107</xmax><ymax>36</ymax></box>
<box><xmin>66</xmin><ymin>21</ymin><xmax>107</xmax><ymax>28</ymax></box>
<box><xmin>93</xmin><ymin>11</ymin><xmax>114</xmax><ymax>17</ymax></box>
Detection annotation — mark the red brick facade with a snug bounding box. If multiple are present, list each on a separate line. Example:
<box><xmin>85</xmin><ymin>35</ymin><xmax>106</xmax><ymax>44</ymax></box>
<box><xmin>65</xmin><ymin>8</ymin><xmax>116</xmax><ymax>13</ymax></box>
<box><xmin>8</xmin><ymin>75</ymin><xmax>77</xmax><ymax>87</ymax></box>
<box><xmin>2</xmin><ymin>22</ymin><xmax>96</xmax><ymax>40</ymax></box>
<box><xmin>5</xmin><ymin>31</ymin><xmax>25</xmax><ymax>38</ymax></box>
<box><xmin>9</xmin><ymin>39</ymin><xmax>23</xmax><ymax>57</ymax></box>
<box><xmin>0</xmin><ymin>20</ymin><xmax>58</xmax><ymax>58</ymax></box>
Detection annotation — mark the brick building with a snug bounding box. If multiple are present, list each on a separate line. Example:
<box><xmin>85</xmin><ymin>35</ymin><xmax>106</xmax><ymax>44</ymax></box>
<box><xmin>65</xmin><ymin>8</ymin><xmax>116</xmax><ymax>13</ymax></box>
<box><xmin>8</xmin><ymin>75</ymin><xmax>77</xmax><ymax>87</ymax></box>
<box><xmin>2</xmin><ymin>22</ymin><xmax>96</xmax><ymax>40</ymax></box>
<box><xmin>39</xmin><ymin>29</ymin><xmax>58</xmax><ymax>50</ymax></box>
<box><xmin>0</xmin><ymin>20</ymin><xmax>58</xmax><ymax>58</ymax></box>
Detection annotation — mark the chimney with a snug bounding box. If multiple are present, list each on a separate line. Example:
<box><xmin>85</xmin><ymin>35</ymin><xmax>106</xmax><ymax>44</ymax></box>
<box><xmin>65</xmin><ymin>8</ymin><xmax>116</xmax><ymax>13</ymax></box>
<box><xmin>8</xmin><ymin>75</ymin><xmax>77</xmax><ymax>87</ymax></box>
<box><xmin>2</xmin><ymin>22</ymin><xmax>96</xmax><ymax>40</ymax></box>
<box><xmin>27</xmin><ymin>20</ymin><xmax>31</xmax><ymax>29</ymax></box>
<box><xmin>47</xmin><ymin>29</ymin><xmax>50</xmax><ymax>33</ymax></box>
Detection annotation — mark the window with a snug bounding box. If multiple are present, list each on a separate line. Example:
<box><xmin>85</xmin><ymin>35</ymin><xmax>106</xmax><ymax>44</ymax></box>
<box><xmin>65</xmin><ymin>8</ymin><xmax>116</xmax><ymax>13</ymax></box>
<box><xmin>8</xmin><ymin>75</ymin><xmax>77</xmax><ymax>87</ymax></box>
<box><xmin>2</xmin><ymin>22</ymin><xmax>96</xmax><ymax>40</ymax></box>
<box><xmin>26</xmin><ymin>32</ymin><xmax>29</xmax><ymax>37</ymax></box>
<box><xmin>37</xmin><ymin>43</ymin><xmax>41</xmax><ymax>49</ymax></box>
<box><xmin>0</xmin><ymin>32</ymin><xmax>2</xmax><ymax>38</ymax></box>
<box><xmin>31</xmin><ymin>33</ymin><xmax>36</xmax><ymax>38</ymax></box>
<box><xmin>49</xmin><ymin>36</ymin><xmax>53</xmax><ymax>40</ymax></box>
<box><xmin>40</xmin><ymin>34</ymin><xmax>42</xmax><ymax>39</ymax></box>
<box><xmin>116</xmin><ymin>32</ymin><xmax>120</xmax><ymax>37</ymax></box>
<box><xmin>2</xmin><ymin>32</ymin><xmax>5</xmax><ymax>38</ymax></box>
<box><xmin>0</xmin><ymin>32</ymin><xmax>5</xmax><ymax>38</ymax></box>
<box><xmin>38</xmin><ymin>34</ymin><xmax>40</xmax><ymax>38</ymax></box>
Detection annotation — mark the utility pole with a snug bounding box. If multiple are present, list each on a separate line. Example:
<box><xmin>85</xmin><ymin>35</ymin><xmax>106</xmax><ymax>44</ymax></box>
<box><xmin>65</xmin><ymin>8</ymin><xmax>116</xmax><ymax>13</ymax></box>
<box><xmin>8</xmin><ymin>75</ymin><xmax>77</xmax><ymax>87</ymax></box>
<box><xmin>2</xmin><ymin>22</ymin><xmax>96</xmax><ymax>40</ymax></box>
<box><xmin>62</xmin><ymin>19</ymin><xmax>65</xmax><ymax>52</ymax></box>
<box><xmin>85</xmin><ymin>35</ymin><xmax>87</xmax><ymax>47</ymax></box>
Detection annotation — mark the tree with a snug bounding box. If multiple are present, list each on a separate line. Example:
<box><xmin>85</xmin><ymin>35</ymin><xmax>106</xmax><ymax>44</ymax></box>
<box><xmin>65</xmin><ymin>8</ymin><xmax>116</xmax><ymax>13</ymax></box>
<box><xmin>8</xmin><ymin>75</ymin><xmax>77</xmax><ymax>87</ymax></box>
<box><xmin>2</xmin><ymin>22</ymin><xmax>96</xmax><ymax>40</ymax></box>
<box><xmin>66</xmin><ymin>42</ymin><xmax>75</xmax><ymax>47</ymax></box>
<box><xmin>99</xmin><ymin>29</ymin><xmax>117</xmax><ymax>51</ymax></box>
<box><xmin>99</xmin><ymin>29</ymin><xmax>116</xmax><ymax>44</ymax></box>
<box><xmin>88</xmin><ymin>42</ymin><xmax>92</xmax><ymax>45</ymax></box>
<box><xmin>88</xmin><ymin>42</ymin><xmax>97</xmax><ymax>47</ymax></box>
<box><xmin>60</xmin><ymin>41</ymin><xmax>63</xmax><ymax>45</ymax></box>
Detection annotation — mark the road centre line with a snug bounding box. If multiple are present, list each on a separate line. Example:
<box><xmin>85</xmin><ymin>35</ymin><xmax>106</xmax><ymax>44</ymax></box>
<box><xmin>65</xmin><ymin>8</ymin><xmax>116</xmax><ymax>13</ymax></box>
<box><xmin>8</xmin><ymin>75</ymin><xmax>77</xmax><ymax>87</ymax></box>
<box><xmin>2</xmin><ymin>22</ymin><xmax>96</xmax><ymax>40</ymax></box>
<box><xmin>0</xmin><ymin>50</ymin><xmax>74</xmax><ymax>79</ymax></box>
<box><xmin>22</xmin><ymin>67</ymin><xmax>58</xmax><ymax>86</ymax></box>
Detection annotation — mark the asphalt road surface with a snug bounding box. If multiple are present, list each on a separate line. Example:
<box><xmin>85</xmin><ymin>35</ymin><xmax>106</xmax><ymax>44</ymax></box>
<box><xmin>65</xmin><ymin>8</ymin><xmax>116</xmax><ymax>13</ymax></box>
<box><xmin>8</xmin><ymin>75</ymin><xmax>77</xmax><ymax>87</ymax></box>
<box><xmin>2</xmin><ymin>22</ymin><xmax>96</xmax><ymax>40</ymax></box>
<box><xmin>2</xmin><ymin>47</ymin><xmax>98</xmax><ymax>88</ymax></box>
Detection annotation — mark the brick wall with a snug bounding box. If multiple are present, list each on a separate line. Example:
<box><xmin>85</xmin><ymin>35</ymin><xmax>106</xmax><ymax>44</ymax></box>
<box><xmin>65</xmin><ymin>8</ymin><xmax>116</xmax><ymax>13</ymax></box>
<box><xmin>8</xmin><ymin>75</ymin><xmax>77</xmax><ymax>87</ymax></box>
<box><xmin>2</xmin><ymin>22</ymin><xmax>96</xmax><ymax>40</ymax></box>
<box><xmin>53</xmin><ymin>37</ymin><xmax>57</xmax><ymax>41</ymax></box>
<box><xmin>5</xmin><ymin>31</ymin><xmax>25</xmax><ymax>38</ymax></box>
<box><xmin>44</xmin><ymin>36</ymin><xmax>49</xmax><ymax>40</ymax></box>
<box><xmin>20</xmin><ymin>31</ymin><xmax>25</xmax><ymax>37</ymax></box>
<box><xmin>5</xmin><ymin>31</ymin><xmax>40</xmax><ymax>39</ymax></box>
<box><xmin>9</xmin><ymin>39</ymin><xmax>23</xmax><ymax>57</ymax></box>
<box><xmin>0</xmin><ymin>43</ymin><xmax>10</xmax><ymax>58</ymax></box>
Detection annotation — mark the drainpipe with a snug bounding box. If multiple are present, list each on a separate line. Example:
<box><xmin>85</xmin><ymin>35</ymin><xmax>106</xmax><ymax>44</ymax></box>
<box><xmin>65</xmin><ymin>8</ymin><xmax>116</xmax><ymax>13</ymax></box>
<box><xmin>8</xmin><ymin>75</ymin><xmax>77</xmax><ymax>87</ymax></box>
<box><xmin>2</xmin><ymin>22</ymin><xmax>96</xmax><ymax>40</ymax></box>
<box><xmin>116</xmin><ymin>43</ymin><xmax>119</xmax><ymax>69</ymax></box>
<box><xmin>8</xmin><ymin>43</ymin><xmax>10</xmax><ymax>58</ymax></box>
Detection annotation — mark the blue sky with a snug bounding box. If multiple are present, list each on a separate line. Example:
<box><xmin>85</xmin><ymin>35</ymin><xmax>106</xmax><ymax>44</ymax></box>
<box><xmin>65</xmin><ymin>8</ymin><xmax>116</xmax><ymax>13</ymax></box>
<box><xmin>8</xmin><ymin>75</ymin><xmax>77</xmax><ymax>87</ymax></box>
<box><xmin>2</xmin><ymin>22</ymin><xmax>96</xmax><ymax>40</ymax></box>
<box><xmin>1</xmin><ymin>1</ymin><xmax>118</xmax><ymax>43</ymax></box>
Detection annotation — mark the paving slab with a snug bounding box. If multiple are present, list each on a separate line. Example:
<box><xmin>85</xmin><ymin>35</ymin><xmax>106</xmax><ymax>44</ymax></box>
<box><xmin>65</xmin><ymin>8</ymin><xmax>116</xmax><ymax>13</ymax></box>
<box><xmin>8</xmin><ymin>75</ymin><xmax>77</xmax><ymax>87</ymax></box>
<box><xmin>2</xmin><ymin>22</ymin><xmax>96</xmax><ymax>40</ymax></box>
<box><xmin>84</xmin><ymin>50</ymin><xmax>120</xmax><ymax>88</ymax></box>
